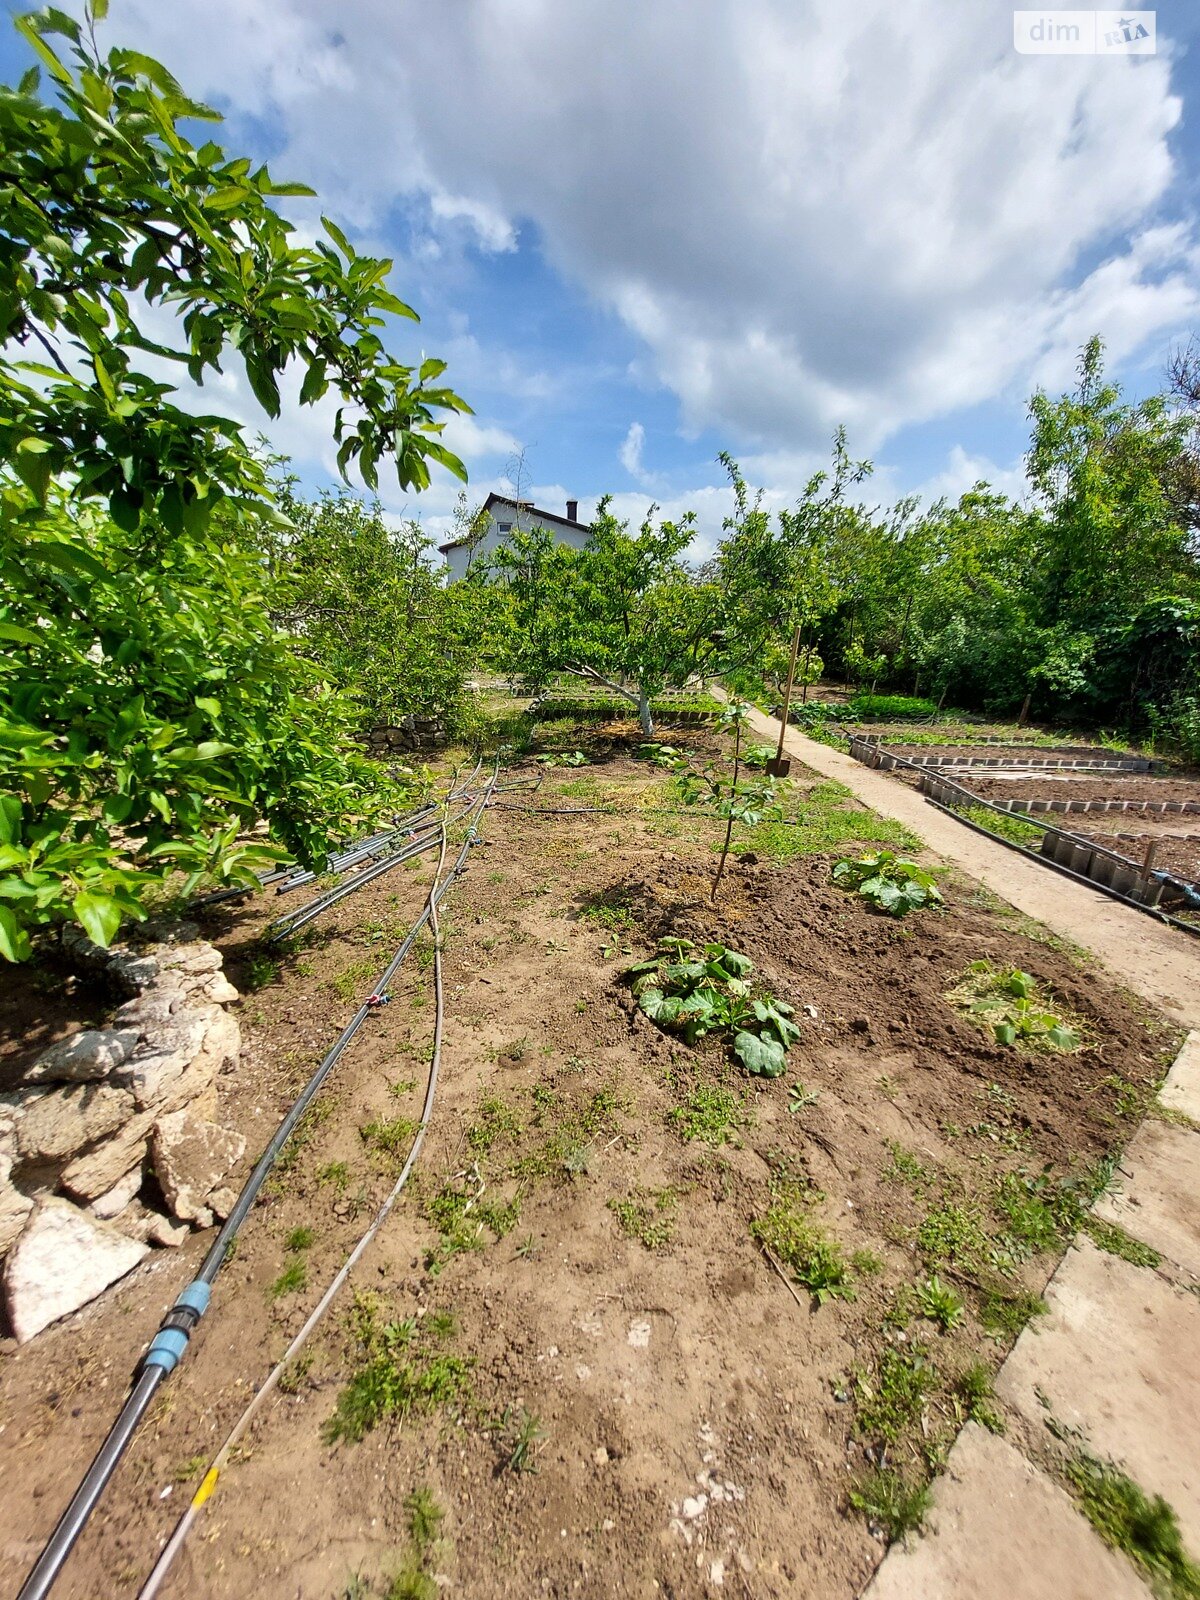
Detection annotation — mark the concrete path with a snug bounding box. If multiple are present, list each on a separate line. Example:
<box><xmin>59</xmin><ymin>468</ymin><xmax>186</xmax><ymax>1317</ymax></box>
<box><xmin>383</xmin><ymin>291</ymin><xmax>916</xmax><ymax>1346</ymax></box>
<box><xmin>742</xmin><ymin>706</ymin><xmax>1200</xmax><ymax>1030</ymax></box>
<box><xmin>861</xmin><ymin>1035</ymin><xmax>1200</xmax><ymax>1599</ymax></box>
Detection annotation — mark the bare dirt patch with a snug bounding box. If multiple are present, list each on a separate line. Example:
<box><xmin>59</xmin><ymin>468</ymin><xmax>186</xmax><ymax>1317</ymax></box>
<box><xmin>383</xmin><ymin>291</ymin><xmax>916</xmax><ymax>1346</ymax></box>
<box><xmin>0</xmin><ymin>738</ymin><xmax>1178</xmax><ymax>1600</ymax></box>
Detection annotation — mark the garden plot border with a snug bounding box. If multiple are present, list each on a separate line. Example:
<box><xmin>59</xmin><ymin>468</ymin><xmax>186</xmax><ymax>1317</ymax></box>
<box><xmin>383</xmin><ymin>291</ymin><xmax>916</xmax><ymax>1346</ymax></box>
<box><xmin>845</xmin><ymin>735</ymin><xmax>1200</xmax><ymax>933</ymax></box>
<box><xmin>849</xmin><ymin>734</ymin><xmax>1151</xmax><ymax>774</ymax></box>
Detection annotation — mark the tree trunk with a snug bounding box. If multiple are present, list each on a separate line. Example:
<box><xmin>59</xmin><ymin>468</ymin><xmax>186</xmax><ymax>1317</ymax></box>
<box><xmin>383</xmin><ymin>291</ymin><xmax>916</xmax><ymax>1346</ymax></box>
<box><xmin>1017</xmin><ymin>690</ymin><xmax>1032</xmax><ymax>727</ymax></box>
<box><xmin>638</xmin><ymin>690</ymin><xmax>655</xmax><ymax>739</ymax></box>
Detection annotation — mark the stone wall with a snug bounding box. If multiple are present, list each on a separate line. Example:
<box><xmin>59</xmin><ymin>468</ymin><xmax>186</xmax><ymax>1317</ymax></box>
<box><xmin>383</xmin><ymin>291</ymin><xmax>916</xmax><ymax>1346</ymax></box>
<box><xmin>1</xmin><ymin>922</ymin><xmax>246</xmax><ymax>1343</ymax></box>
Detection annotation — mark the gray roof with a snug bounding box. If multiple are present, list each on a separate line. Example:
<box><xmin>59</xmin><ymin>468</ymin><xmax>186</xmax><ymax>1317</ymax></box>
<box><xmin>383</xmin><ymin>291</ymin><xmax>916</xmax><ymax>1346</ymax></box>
<box><xmin>438</xmin><ymin>492</ymin><xmax>582</xmax><ymax>554</ymax></box>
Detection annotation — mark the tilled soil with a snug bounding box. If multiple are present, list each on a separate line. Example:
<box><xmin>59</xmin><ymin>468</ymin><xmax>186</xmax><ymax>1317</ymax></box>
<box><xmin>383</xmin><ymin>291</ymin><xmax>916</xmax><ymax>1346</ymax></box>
<box><xmin>951</xmin><ymin>773</ymin><xmax>1200</xmax><ymax>809</ymax></box>
<box><xmin>0</xmin><ymin>751</ymin><xmax>1177</xmax><ymax>1600</ymax></box>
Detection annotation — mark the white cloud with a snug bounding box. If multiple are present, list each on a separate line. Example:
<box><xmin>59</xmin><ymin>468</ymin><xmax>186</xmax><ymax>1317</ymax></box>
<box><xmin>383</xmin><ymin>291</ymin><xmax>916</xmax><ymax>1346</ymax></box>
<box><xmin>69</xmin><ymin>0</ymin><xmax>1198</xmax><ymax>490</ymax></box>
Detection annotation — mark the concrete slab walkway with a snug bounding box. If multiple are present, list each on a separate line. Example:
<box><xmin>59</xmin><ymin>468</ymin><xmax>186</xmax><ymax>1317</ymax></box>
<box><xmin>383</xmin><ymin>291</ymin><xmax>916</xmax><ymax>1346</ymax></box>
<box><xmin>861</xmin><ymin>1032</ymin><xmax>1200</xmax><ymax>1598</ymax></box>
<box><xmin>740</xmin><ymin>706</ymin><xmax>1200</xmax><ymax>1030</ymax></box>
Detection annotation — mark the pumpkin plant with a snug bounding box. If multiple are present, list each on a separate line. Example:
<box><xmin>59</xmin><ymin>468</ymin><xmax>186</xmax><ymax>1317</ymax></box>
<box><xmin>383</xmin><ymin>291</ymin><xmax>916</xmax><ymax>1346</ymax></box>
<box><xmin>627</xmin><ymin>937</ymin><xmax>801</xmax><ymax>1078</ymax></box>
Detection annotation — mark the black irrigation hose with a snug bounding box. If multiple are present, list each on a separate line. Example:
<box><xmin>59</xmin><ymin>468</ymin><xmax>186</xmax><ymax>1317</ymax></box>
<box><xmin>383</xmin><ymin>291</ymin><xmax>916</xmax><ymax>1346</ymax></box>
<box><xmin>263</xmin><ymin>797</ymin><xmax>476</xmax><ymax>943</ymax></box>
<box><xmin>272</xmin><ymin>808</ymin><xmax>441</xmax><ymax>896</ymax></box>
<box><xmin>138</xmin><ymin>823</ymin><xmax>454</xmax><ymax>1597</ymax></box>
<box><xmin>16</xmin><ymin>765</ymin><xmax>499</xmax><ymax>1600</ymax></box>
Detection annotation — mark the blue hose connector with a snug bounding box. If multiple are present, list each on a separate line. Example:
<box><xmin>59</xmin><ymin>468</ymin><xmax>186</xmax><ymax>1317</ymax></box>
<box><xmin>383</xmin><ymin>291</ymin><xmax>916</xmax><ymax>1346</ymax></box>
<box><xmin>144</xmin><ymin>1327</ymin><xmax>189</xmax><ymax>1373</ymax></box>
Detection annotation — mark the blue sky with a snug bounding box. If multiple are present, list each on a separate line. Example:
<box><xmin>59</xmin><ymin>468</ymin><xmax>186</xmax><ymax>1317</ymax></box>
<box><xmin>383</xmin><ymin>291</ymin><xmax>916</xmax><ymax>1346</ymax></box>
<box><xmin>4</xmin><ymin>1</ymin><xmax>1199</xmax><ymax>553</ymax></box>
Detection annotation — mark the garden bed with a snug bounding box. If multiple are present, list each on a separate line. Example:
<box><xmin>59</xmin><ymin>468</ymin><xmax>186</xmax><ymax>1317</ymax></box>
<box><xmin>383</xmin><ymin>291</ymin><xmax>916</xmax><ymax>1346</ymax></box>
<box><xmin>0</xmin><ymin>719</ymin><xmax>1179</xmax><ymax>1600</ymax></box>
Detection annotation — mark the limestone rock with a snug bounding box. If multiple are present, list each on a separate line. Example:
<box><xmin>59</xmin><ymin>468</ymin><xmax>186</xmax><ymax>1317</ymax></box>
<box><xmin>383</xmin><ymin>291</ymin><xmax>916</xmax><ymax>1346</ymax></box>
<box><xmin>113</xmin><ymin>987</ymin><xmax>187</xmax><ymax>1037</ymax></box>
<box><xmin>118</xmin><ymin>1006</ymin><xmax>238</xmax><ymax>1110</ymax></box>
<box><xmin>15</xmin><ymin>1082</ymin><xmax>135</xmax><ymax>1163</ymax></box>
<box><xmin>0</xmin><ymin>1154</ymin><xmax>33</xmax><ymax>1258</ymax></box>
<box><xmin>152</xmin><ymin>1111</ymin><xmax>245</xmax><ymax>1222</ymax></box>
<box><xmin>60</xmin><ymin>1112</ymin><xmax>153</xmax><ymax>1202</ymax></box>
<box><xmin>4</xmin><ymin>1198</ymin><xmax>148</xmax><ymax>1342</ymax></box>
<box><xmin>196</xmin><ymin>974</ymin><xmax>239</xmax><ymax>1006</ymax></box>
<box><xmin>24</xmin><ymin>1028</ymin><xmax>141</xmax><ymax>1085</ymax></box>
<box><xmin>89</xmin><ymin>1165</ymin><xmax>143</xmax><ymax>1220</ymax></box>
<box><xmin>207</xmin><ymin>1185</ymin><xmax>238</xmax><ymax>1221</ymax></box>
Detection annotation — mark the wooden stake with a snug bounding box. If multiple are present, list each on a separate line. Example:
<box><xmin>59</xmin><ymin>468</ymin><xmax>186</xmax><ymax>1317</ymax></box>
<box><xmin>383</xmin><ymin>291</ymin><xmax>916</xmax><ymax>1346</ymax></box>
<box><xmin>770</xmin><ymin>624</ymin><xmax>802</xmax><ymax>772</ymax></box>
<box><xmin>1141</xmin><ymin>837</ymin><xmax>1161</xmax><ymax>879</ymax></box>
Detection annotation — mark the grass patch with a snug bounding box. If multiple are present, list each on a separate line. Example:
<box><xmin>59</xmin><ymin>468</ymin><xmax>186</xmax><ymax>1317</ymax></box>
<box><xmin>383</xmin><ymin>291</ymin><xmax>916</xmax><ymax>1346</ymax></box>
<box><xmin>466</xmin><ymin>1095</ymin><xmax>524</xmax><ymax>1153</ymax></box>
<box><xmin>424</xmin><ymin>1178</ymin><xmax>522</xmax><ymax>1274</ymax></box>
<box><xmin>847</xmin><ymin>1467</ymin><xmax>930</xmax><ymax>1543</ymax></box>
<box><xmin>751</xmin><ymin>1181</ymin><xmax>856</xmax><ymax>1304</ymax></box>
<box><xmin>954</xmin><ymin>1361</ymin><xmax>1003</xmax><ymax>1431</ymax></box>
<box><xmin>978</xmin><ymin>1285</ymin><xmax>1047</xmax><ymax>1339</ymax></box>
<box><xmin>884</xmin><ymin>1141</ymin><xmax>935</xmax><ymax>1189</ymax></box>
<box><xmin>608</xmin><ymin>1187</ymin><xmax>679</xmax><ymax>1250</ymax></box>
<box><xmin>1084</xmin><ymin>1215</ymin><xmax>1162</xmax><ymax>1269</ymax></box>
<box><xmin>361</xmin><ymin>1114</ymin><xmax>422</xmax><ymax>1163</ymax></box>
<box><xmin>328</xmin><ymin>957</ymin><xmax>377</xmax><ymax>1002</ymax></box>
<box><xmin>732</xmin><ymin>779</ymin><xmax>920</xmax><ymax>861</ymax></box>
<box><xmin>958</xmin><ymin>805</ymin><xmax>1044</xmax><ymax>848</ymax></box>
<box><xmin>268</xmin><ymin>1258</ymin><xmax>307</xmax><ymax>1299</ymax></box>
<box><xmin>324</xmin><ymin>1292</ymin><xmax>473</xmax><ymax>1444</ymax></box>
<box><xmin>1066</xmin><ymin>1456</ymin><xmax>1200</xmax><ymax>1599</ymax></box>
<box><xmin>852</xmin><ymin>1343</ymin><xmax>938</xmax><ymax>1444</ymax></box>
<box><xmin>915</xmin><ymin>1199</ymin><xmax>993</xmax><ymax>1272</ymax></box>
<box><xmin>285</xmin><ymin>1226</ymin><xmax>315</xmax><ymax>1252</ymax></box>
<box><xmin>667</xmin><ymin>1082</ymin><xmax>747</xmax><ymax>1147</ymax></box>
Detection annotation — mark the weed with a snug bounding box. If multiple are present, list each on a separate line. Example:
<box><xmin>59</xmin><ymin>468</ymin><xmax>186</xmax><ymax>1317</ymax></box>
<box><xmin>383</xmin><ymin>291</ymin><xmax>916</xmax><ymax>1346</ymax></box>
<box><xmin>390</xmin><ymin>1077</ymin><xmax>418</xmax><ymax>1098</ymax></box>
<box><xmin>361</xmin><ymin>1114</ymin><xmax>421</xmax><ymax>1162</ymax></box>
<box><xmin>268</xmin><ymin>1258</ymin><xmax>307</xmax><ymax>1299</ymax></box>
<box><xmin>277</xmin><ymin>1351</ymin><xmax>315</xmax><ymax>1395</ymax></box>
<box><xmin>915</xmin><ymin>1200</ymin><xmax>991</xmax><ymax>1271</ymax></box>
<box><xmin>785</xmin><ymin>1079</ymin><xmax>819</xmax><ymax>1115</ymax></box>
<box><xmin>328</xmin><ymin>958</ymin><xmax>377</xmax><ymax>1002</ymax></box>
<box><xmin>324</xmin><ymin>1293</ymin><xmax>472</xmax><ymax>1444</ymax></box>
<box><xmin>916</xmin><ymin>1274</ymin><xmax>966</xmax><ymax>1331</ymax></box>
<box><xmin>467</xmin><ymin>1095</ymin><xmax>524</xmax><ymax>1151</ymax></box>
<box><xmin>384</xmin><ymin>1566</ymin><xmax>436</xmax><ymax>1600</ymax></box>
<box><xmin>752</xmin><ymin>1186</ymin><xmax>856</xmax><ymax>1305</ymax></box>
<box><xmin>608</xmin><ymin>1187</ymin><xmax>679</xmax><ymax>1250</ymax></box>
<box><xmin>505</xmin><ymin>1406</ymin><xmax>548</xmax><ymax>1474</ymax></box>
<box><xmin>883</xmin><ymin>1142</ymin><xmax>934</xmax><ymax>1189</ymax></box>
<box><xmin>735</xmin><ymin>778</ymin><xmax>920</xmax><ymax>861</ymax></box>
<box><xmin>424</xmin><ymin>1178</ymin><xmax>521</xmax><ymax>1273</ymax></box>
<box><xmin>244</xmin><ymin>950</ymin><xmax>281</xmax><ymax>991</ymax></box>
<box><xmin>497</xmin><ymin>1037</ymin><xmax>531</xmax><ymax>1064</ymax></box>
<box><xmin>580</xmin><ymin>898</ymin><xmax>635</xmax><ymax>934</ymax></box>
<box><xmin>667</xmin><ymin>1083</ymin><xmax>746</xmax><ymax>1147</ymax></box>
<box><xmin>1084</xmin><ymin>1216</ymin><xmax>1162</xmax><ymax>1269</ymax></box>
<box><xmin>979</xmin><ymin>1286</ymin><xmax>1047</xmax><ymax>1339</ymax></box>
<box><xmin>515</xmin><ymin>1233</ymin><xmax>540</xmax><ymax>1260</ymax></box>
<box><xmin>847</xmin><ymin>1467</ymin><xmax>930</xmax><ymax>1543</ymax></box>
<box><xmin>995</xmin><ymin>1171</ymin><xmax>1062</xmax><ymax>1257</ymax></box>
<box><xmin>285</xmin><ymin>1226</ymin><xmax>315</xmax><ymax>1252</ymax></box>
<box><xmin>852</xmin><ymin>1344</ymin><xmax>938</xmax><ymax>1444</ymax></box>
<box><xmin>1066</xmin><ymin>1456</ymin><xmax>1200</xmax><ymax>1599</ymax></box>
<box><xmin>954</xmin><ymin>1362</ymin><xmax>1003</xmax><ymax>1432</ymax></box>
<box><xmin>318</xmin><ymin>1160</ymin><xmax>351</xmax><ymax>1192</ymax></box>
<box><xmin>406</xmin><ymin>1486</ymin><xmax>444</xmax><ymax>1554</ymax></box>
<box><xmin>173</xmin><ymin>1454</ymin><xmax>208</xmax><ymax>1483</ymax></box>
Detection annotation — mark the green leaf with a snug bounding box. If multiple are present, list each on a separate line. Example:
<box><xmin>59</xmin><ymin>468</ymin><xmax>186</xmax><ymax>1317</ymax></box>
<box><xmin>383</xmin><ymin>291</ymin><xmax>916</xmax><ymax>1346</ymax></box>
<box><xmin>994</xmin><ymin>1022</ymin><xmax>1018</xmax><ymax>1047</ymax></box>
<box><xmin>0</xmin><ymin>905</ymin><xmax>32</xmax><ymax>963</ymax></box>
<box><xmin>73</xmin><ymin>891</ymin><xmax>122</xmax><ymax>948</ymax></box>
<box><xmin>733</xmin><ymin>1030</ymin><xmax>788</xmax><ymax>1078</ymax></box>
<box><xmin>0</xmin><ymin>797</ymin><xmax>22</xmax><ymax>847</ymax></box>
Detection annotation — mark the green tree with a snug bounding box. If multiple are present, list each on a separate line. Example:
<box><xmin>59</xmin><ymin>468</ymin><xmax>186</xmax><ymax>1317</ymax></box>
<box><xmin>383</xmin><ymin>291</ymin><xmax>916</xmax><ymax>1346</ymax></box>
<box><xmin>0</xmin><ymin>8</ymin><xmax>469</xmax><ymax>957</ymax></box>
<box><xmin>267</xmin><ymin>486</ymin><xmax>470</xmax><ymax>731</ymax></box>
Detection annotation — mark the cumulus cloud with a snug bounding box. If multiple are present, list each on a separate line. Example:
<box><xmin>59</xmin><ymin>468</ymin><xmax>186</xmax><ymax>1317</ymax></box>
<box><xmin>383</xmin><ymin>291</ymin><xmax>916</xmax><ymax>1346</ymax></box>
<box><xmin>101</xmin><ymin>0</ymin><xmax>1195</xmax><ymax>458</ymax></box>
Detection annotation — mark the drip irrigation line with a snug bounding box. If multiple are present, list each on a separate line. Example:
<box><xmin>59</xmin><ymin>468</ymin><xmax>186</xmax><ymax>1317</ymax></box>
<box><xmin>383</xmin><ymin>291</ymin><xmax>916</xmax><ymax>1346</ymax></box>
<box><xmin>272</xmin><ymin>808</ymin><xmax>441</xmax><ymax>896</ymax></box>
<box><xmin>263</xmin><ymin>796</ymin><xmax>476</xmax><ymax>943</ymax></box>
<box><xmin>16</xmin><ymin>764</ymin><xmax>499</xmax><ymax>1600</ymax></box>
<box><xmin>137</xmin><ymin>822</ymin><xmax>452</xmax><ymax>1600</ymax></box>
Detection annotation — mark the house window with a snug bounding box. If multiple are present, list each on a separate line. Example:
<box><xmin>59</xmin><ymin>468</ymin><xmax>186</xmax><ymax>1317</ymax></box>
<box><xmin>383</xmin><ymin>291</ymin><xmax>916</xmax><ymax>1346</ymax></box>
<box><xmin>498</xmin><ymin>521</ymin><xmax>513</xmax><ymax>533</ymax></box>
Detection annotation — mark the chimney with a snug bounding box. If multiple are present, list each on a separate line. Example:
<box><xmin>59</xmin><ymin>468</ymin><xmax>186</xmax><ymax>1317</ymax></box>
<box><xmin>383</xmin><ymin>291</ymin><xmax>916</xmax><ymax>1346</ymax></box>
<box><xmin>566</xmin><ymin>499</ymin><xmax>578</xmax><ymax>522</ymax></box>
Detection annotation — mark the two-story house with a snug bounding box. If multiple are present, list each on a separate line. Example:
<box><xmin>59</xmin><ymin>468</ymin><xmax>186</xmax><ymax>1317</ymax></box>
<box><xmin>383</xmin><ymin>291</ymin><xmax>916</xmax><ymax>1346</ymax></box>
<box><xmin>438</xmin><ymin>492</ymin><xmax>588</xmax><ymax>581</ymax></box>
